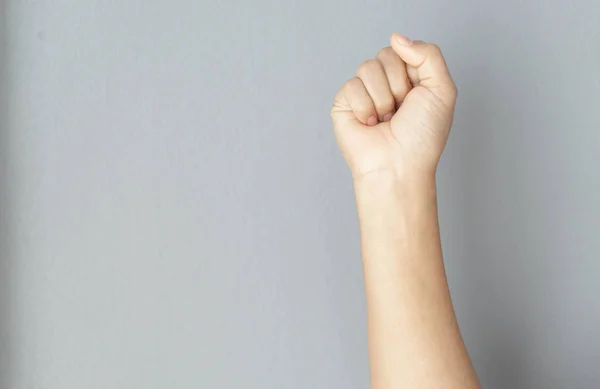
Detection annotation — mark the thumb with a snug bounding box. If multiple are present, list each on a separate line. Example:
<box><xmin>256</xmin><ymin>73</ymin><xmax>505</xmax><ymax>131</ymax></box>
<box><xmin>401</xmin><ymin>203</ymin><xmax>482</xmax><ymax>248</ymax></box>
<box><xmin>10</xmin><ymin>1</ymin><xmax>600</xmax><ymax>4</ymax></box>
<box><xmin>390</xmin><ymin>33</ymin><xmax>457</xmax><ymax>106</ymax></box>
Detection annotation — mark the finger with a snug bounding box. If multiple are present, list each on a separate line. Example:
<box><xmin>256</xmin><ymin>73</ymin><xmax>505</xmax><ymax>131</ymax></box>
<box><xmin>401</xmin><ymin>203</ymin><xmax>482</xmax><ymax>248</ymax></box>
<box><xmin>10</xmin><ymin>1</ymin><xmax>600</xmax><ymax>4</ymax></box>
<box><xmin>333</xmin><ymin>77</ymin><xmax>378</xmax><ymax>126</ymax></box>
<box><xmin>376</xmin><ymin>47</ymin><xmax>412</xmax><ymax>110</ymax></box>
<box><xmin>356</xmin><ymin>60</ymin><xmax>396</xmax><ymax>122</ymax></box>
<box><xmin>390</xmin><ymin>33</ymin><xmax>457</xmax><ymax>106</ymax></box>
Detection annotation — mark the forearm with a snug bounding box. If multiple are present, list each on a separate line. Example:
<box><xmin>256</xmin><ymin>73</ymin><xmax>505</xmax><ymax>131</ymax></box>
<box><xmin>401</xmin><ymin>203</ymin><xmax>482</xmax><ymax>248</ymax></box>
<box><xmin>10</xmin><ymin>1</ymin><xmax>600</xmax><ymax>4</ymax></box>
<box><xmin>355</xmin><ymin>171</ymin><xmax>479</xmax><ymax>389</ymax></box>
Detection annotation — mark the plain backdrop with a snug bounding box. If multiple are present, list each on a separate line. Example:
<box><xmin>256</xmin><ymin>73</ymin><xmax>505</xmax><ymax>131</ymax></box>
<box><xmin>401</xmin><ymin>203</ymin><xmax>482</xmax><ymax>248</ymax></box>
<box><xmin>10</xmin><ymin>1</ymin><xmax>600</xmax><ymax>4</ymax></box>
<box><xmin>1</xmin><ymin>0</ymin><xmax>600</xmax><ymax>388</ymax></box>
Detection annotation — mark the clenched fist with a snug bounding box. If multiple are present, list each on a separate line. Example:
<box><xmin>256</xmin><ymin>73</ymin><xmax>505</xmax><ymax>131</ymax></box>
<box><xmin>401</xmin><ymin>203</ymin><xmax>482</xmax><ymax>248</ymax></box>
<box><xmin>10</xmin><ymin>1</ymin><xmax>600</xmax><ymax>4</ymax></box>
<box><xmin>331</xmin><ymin>33</ymin><xmax>457</xmax><ymax>180</ymax></box>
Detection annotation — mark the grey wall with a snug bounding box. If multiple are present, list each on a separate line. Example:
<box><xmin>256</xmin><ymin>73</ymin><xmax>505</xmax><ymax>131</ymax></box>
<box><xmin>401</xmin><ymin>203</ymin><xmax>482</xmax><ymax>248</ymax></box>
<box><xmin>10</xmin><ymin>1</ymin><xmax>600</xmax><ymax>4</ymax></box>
<box><xmin>1</xmin><ymin>0</ymin><xmax>599</xmax><ymax>388</ymax></box>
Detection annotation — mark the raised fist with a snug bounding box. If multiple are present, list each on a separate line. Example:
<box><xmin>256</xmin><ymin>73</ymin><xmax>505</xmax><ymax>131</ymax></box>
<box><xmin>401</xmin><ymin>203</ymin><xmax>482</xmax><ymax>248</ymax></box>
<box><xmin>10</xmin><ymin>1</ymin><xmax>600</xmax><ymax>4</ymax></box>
<box><xmin>331</xmin><ymin>33</ymin><xmax>458</xmax><ymax>180</ymax></box>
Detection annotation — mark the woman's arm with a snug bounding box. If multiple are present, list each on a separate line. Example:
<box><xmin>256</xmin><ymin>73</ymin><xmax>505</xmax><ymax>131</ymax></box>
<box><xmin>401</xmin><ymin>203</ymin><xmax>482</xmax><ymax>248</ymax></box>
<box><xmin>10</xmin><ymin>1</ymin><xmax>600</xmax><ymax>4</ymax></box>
<box><xmin>356</xmin><ymin>172</ymin><xmax>478</xmax><ymax>389</ymax></box>
<box><xmin>331</xmin><ymin>33</ymin><xmax>480</xmax><ymax>389</ymax></box>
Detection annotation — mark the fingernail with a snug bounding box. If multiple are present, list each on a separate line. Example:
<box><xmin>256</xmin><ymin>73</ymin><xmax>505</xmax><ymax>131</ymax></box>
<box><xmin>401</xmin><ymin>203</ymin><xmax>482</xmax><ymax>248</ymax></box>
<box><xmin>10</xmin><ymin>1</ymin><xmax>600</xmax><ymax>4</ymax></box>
<box><xmin>366</xmin><ymin>116</ymin><xmax>378</xmax><ymax>126</ymax></box>
<box><xmin>382</xmin><ymin>112</ymin><xmax>394</xmax><ymax>122</ymax></box>
<box><xmin>394</xmin><ymin>33</ymin><xmax>413</xmax><ymax>46</ymax></box>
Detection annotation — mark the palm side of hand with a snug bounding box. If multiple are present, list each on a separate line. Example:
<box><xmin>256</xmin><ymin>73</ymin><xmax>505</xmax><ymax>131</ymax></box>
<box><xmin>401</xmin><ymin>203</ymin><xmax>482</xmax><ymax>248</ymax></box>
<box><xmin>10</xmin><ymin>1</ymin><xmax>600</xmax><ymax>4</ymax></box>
<box><xmin>331</xmin><ymin>34</ymin><xmax>457</xmax><ymax>179</ymax></box>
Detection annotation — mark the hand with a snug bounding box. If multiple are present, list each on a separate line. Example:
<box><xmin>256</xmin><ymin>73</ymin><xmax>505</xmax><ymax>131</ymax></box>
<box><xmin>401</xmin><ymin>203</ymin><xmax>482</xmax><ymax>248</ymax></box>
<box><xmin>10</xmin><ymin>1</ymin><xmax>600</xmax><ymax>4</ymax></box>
<box><xmin>330</xmin><ymin>33</ymin><xmax>458</xmax><ymax>180</ymax></box>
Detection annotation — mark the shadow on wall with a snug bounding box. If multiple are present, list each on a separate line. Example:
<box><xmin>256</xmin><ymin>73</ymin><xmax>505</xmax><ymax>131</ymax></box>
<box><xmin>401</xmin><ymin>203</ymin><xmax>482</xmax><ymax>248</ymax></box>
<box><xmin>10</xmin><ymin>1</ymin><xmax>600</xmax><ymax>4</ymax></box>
<box><xmin>0</xmin><ymin>0</ymin><xmax>14</xmax><ymax>387</ymax></box>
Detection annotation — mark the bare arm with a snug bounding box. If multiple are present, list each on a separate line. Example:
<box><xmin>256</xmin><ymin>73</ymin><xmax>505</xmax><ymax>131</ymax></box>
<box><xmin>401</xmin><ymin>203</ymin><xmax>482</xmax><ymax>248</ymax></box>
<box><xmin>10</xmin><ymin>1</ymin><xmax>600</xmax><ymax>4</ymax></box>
<box><xmin>331</xmin><ymin>33</ymin><xmax>480</xmax><ymax>389</ymax></box>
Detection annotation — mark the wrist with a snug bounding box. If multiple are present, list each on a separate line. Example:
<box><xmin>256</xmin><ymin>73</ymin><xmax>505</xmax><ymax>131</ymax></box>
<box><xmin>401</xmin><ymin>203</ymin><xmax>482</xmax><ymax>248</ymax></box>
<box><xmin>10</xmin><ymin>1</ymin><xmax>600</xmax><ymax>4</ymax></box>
<box><xmin>352</xmin><ymin>168</ymin><xmax>442</xmax><ymax>265</ymax></box>
<box><xmin>352</xmin><ymin>169</ymin><xmax>437</xmax><ymax>199</ymax></box>
<box><xmin>352</xmin><ymin>169</ymin><xmax>438</xmax><ymax>228</ymax></box>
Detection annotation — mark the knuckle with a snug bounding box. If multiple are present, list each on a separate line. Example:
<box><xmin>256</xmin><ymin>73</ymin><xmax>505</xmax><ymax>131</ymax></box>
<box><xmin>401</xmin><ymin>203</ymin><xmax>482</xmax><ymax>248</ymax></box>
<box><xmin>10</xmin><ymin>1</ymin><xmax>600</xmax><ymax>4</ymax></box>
<box><xmin>344</xmin><ymin>76</ymin><xmax>362</xmax><ymax>93</ymax></box>
<box><xmin>357</xmin><ymin>59</ymin><xmax>381</xmax><ymax>76</ymax></box>
<box><xmin>376</xmin><ymin>47</ymin><xmax>394</xmax><ymax>60</ymax></box>
<box><xmin>428</xmin><ymin>43</ymin><xmax>443</xmax><ymax>57</ymax></box>
<box><xmin>342</xmin><ymin>77</ymin><xmax>374</xmax><ymax>117</ymax></box>
<box><xmin>333</xmin><ymin>77</ymin><xmax>361</xmax><ymax>107</ymax></box>
<box><xmin>353</xmin><ymin>103</ymin><xmax>372</xmax><ymax>118</ymax></box>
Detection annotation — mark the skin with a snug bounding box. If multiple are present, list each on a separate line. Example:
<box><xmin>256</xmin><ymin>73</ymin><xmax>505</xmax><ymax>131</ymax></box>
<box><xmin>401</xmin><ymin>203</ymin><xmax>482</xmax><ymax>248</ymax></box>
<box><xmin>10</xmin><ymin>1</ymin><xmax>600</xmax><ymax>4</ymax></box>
<box><xmin>330</xmin><ymin>33</ymin><xmax>481</xmax><ymax>389</ymax></box>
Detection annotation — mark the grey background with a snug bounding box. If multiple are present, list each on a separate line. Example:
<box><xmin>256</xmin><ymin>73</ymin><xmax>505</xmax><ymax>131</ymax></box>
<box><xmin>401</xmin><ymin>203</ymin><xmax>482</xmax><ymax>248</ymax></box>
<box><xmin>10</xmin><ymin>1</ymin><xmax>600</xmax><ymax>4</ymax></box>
<box><xmin>1</xmin><ymin>0</ymin><xmax>599</xmax><ymax>388</ymax></box>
